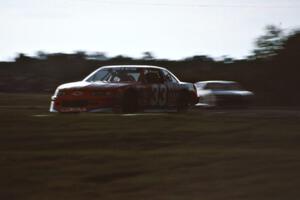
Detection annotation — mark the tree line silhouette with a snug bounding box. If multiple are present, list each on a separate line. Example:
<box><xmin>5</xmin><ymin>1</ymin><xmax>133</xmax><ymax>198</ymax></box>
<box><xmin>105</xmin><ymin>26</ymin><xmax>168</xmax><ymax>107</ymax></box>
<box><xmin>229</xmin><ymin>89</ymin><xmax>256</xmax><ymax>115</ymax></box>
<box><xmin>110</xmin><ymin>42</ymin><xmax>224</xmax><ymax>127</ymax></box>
<box><xmin>0</xmin><ymin>25</ymin><xmax>299</xmax><ymax>106</ymax></box>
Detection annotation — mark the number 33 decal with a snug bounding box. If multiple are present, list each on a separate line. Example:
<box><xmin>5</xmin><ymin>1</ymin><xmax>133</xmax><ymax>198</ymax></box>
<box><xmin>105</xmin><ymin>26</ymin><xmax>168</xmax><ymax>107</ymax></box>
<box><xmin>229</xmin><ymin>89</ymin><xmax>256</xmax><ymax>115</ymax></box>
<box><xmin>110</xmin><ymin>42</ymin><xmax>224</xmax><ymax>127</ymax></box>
<box><xmin>151</xmin><ymin>84</ymin><xmax>167</xmax><ymax>106</ymax></box>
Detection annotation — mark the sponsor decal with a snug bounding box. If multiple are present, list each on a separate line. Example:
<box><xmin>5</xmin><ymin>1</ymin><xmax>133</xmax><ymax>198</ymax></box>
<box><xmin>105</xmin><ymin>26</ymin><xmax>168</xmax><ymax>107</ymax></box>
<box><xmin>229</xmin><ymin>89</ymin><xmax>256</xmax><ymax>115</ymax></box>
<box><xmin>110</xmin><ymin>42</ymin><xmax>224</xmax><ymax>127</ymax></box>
<box><xmin>151</xmin><ymin>84</ymin><xmax>167</xmax><ymax>106</ymax></box>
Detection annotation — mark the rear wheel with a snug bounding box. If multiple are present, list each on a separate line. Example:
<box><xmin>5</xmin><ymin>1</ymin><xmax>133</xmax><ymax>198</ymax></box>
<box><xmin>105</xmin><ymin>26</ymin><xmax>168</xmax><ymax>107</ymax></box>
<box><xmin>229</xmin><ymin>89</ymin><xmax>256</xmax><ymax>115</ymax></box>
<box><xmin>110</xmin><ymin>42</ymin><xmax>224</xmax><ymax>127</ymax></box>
<box><xmin>122</xmin><ymin>90</ymin><xmax>139</xmax><ymax>113</ymax></box>
<box><xmin>176</xmin><ymin>90</ymin><xmax>189</xmax><ymax>112</ymax></box>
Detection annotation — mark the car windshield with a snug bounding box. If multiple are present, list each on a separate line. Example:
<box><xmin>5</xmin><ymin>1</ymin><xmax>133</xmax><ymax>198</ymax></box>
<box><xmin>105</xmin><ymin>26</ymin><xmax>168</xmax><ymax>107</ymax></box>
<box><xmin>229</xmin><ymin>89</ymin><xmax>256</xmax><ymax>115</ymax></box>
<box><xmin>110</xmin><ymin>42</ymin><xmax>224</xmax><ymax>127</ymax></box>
<box><xmin>204</xmin><ymin>82</ymin><xmax>243</xmax><ymax>90</ymax></box>
<box><xmin>87</xmin><ymin>68</ymin><xmax>142</xmax><ymax>83</ymax></box>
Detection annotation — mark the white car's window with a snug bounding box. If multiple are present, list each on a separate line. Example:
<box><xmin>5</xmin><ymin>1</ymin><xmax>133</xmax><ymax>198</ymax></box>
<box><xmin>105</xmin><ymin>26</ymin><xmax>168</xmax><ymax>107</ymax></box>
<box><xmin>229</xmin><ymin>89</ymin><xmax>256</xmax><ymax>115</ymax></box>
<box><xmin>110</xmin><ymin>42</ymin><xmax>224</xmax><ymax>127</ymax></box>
<box><xmin>195</xmin><ymin>82</ymin><xmax>205</xmax><ymax>88</ymax></box>
<box><xmin>204</xmin><ymin>82</ymin><xmax>242</xmax><ymax>90</ymax></box>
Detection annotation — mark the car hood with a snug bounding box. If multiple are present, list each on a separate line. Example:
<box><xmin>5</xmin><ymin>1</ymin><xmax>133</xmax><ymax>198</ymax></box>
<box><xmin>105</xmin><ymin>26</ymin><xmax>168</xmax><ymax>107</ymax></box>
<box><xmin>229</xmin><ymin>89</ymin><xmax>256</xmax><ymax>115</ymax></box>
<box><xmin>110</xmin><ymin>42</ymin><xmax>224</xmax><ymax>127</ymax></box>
<box><xmin>57</xmin><ymin>81</ymin><xmax>134</xmax><ymax>90</ymax></box>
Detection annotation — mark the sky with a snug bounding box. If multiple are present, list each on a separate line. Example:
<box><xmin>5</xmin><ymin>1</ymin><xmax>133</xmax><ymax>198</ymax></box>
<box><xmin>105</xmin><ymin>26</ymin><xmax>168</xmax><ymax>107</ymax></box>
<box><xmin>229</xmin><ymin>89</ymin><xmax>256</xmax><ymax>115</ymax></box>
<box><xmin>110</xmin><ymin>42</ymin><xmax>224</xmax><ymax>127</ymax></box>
<box><xmin>0</xmin><ymin>0</ymin><xmax>300</xmax><ymax>61</ymax></box>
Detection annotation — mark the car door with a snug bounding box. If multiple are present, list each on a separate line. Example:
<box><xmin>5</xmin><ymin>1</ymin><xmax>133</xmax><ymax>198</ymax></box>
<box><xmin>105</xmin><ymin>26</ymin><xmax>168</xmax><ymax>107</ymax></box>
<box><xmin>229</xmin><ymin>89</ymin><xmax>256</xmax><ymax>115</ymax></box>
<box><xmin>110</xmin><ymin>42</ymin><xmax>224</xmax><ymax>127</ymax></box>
<box><xmin>140</xmin><ymin>68</ymin><xmax>169</xmax><ymax>109</ymax></box>
<box><xmin>161</xmin><ymin>69</ymin><xmax>181</xmax><ymax>107</ymax></box>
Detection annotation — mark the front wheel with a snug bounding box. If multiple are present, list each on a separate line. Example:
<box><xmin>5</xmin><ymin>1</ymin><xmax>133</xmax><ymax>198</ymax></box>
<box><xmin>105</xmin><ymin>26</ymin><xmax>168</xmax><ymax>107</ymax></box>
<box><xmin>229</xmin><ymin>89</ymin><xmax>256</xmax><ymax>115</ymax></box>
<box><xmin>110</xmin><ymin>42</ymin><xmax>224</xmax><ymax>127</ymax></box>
<box><xmin>176</xmin><ymin>91</ymin><xmax>189</xmax><ymax>112</ymax></box>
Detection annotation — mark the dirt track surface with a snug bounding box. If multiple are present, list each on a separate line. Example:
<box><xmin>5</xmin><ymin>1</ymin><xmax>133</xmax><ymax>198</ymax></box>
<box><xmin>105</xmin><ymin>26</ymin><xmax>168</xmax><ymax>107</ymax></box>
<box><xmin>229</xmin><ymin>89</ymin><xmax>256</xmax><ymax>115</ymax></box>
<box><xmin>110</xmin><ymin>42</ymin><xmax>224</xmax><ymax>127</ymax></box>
<box><xmin>1</xmin><ymin>93</ymin><xmax>300</xmax><ymax>200</ymax></box>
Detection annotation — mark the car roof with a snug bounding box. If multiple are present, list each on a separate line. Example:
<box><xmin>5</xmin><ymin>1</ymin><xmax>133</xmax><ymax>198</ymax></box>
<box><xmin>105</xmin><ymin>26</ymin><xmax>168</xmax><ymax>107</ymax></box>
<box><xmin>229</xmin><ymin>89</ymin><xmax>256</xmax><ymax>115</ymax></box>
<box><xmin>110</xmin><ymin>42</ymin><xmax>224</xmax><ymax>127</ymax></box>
<box><xmin>195</xmin><ymin>80</ymin><xmax>237</xmax><ymax>84</ymax></box>
<box><xmin>83</xmin><ymin>65</ymin><xmax>181</xmax><ymax>82</ymax></box>
<box><xmin>99</xmin><ymin>65</ymin><xmax>167</xmax><ymax>70</ymax></box>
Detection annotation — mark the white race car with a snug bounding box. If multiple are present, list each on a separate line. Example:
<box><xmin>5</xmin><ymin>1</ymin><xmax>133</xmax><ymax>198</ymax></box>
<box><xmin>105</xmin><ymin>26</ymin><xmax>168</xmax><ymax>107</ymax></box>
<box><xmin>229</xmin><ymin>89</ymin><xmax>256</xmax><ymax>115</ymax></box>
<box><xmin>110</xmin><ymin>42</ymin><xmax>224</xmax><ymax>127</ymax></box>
<box><xmin>194</xmin><ymin>80</ymin><xmax>254</xmax><ymax>108</ymax></box>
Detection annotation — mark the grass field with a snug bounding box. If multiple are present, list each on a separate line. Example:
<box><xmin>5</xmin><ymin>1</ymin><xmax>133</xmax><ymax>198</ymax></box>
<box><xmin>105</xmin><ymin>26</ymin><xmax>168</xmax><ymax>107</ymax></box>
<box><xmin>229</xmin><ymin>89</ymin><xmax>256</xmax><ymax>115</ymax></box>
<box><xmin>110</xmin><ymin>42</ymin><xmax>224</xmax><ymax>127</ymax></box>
<box><xmin>1</xmin><ymin>93</ymin><xmax>300</xmax><ymax>200</ymax></box>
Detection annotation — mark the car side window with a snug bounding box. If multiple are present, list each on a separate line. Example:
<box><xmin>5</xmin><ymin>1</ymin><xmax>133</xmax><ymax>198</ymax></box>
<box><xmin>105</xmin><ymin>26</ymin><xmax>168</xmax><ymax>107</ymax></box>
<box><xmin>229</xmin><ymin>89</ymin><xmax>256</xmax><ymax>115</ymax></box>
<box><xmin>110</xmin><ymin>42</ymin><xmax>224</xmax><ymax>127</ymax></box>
<box><xmin>143</xmin><ymin>69</ymin><xmax>162</xmax><ymax>84</ymax></box>
<box><xmin>162</xmin><ymin>70</ymin><xmax>178</xmax><ymax>83</ymax></box>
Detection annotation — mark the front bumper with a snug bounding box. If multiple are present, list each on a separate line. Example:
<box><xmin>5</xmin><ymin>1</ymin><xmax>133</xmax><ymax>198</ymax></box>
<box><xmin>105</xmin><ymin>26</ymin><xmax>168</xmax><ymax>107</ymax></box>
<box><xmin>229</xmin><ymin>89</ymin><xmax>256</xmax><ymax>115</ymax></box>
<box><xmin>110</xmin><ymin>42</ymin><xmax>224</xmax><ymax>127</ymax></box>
<box><xmin>50</xmin><ymin>95</ymin><xmax>119</xmax><ymax>113</ymax></box>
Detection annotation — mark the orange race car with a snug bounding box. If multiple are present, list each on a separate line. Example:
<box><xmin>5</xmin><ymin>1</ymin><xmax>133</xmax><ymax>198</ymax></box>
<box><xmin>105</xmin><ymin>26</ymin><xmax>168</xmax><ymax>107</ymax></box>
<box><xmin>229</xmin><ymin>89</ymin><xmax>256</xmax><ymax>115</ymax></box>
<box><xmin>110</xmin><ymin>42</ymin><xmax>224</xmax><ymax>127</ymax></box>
<box><xmin>50</xmin><ymin>65</ymin><xmax>198</xmax><ymax>113</ymax></box>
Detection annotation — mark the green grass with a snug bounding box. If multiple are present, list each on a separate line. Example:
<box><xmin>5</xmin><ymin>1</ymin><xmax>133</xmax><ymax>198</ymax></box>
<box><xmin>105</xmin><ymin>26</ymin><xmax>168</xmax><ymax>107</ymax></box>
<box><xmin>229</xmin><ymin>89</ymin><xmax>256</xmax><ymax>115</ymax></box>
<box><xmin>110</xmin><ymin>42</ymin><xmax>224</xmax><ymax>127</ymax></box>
<box><xmin>1</xmin><ymin>93</ymin><xmax>300</xmax><ymax>200</ymax></box>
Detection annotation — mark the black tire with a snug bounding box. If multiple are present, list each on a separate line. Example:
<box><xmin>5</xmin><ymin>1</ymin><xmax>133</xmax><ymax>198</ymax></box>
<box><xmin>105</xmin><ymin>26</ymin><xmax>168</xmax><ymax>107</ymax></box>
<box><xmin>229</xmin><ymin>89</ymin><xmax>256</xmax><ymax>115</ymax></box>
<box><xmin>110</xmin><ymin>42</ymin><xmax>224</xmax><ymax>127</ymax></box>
<box><xmin>176</xmin><ymin>90</ymin><xmax>189</xmax><ymax>112</ymax></box>
<box><xmin>122</xmin><ymin>90</ymin><xmax>139</xmax><ymax>113</ymax></box>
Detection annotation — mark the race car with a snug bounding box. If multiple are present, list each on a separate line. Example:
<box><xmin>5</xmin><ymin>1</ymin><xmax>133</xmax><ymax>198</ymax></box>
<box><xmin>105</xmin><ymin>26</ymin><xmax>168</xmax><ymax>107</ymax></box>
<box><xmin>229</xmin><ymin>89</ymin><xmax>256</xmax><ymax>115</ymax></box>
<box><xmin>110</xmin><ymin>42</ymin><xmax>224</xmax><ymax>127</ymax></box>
<box><xmin>50</xmin><ymin>65</ymin><xmax>198</xmax><ymax>113</ymax></box>
<box><xmin>194</xmin><ymin>80</ymin><xmax>254</xmax><ymax>108</ymax></box>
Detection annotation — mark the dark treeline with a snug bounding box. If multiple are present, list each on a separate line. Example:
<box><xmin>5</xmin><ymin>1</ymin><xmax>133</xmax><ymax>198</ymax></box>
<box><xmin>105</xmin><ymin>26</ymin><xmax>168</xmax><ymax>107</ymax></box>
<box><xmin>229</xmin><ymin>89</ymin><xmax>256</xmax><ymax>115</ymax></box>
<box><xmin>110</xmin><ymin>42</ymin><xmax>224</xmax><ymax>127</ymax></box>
<box><xmin>0</xmin><ymin>26</ymin><xmax>300</xmax><ymax>106</ymax></box>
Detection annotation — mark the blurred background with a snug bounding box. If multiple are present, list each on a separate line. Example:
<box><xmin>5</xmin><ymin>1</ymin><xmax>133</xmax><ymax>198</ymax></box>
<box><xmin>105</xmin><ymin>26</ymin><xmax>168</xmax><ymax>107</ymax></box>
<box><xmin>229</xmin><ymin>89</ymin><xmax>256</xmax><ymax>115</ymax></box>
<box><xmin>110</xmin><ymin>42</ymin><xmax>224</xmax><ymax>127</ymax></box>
<box><xmin>0</xmin><ymin>0</ymin><xmax>300</xmax><ymax>106</ymax></box>
<box><xmin>0</xmin><ymin>24</ymin><xmax>300</xmax><ymax>106</ymax></box>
